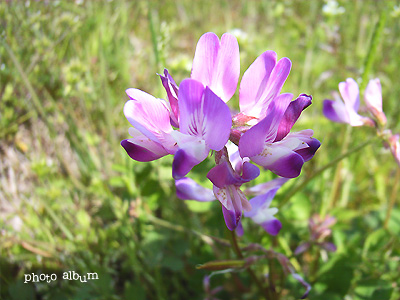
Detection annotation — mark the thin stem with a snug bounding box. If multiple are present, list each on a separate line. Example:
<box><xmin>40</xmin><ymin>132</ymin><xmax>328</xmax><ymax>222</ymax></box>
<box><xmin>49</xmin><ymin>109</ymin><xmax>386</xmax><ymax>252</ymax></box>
<box><xmin>146</xmin><ymin>214</ymin><xmax>230</xmax><ymax>247</ymax></box>
<box><xmin>384</xmin><ymin>168</ymin><xmax>400</xmax><ymax>229</ymax></box>
<box><xmin>279</xmin><ymin>137</ymin><xmax>376</xmax><ymax>209</ymax></box>
<box><xmin>360</xmin><ymin>6</ymin><xmax>387</xmax><ymax>91</ymax></box>
<box><xmin>327</xmin><ymin>126</ymin><xmax>352</xmax><ymax>214</ymax></box>
<box><xmin>230</xmin><ymin>230</ymin><xmax>272</xmax><ymax>300</ymax></box>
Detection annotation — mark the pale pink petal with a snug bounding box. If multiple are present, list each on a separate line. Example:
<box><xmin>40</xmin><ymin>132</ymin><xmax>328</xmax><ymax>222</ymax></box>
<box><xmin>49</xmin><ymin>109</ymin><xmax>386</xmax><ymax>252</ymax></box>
<box><xmin>338</xmin><ymin>78</ymin><xmax>360</xmax><ymax>112</ymax></box>
<box><xmin>364</xmin><ymin>78</ymin><xmax>387</xmax><ymax>126</ymax></box>
<box><xmin>240</xmin><ymin>51</ymin><xmax>291</xmax><ymax>119</ymax></box>
<box><xmin>191</xmin><ymin>32</ymin><xmax>240</xmax><ymax>102</ymax></box>
<box><xmin>175</xmin><ymin>178</ymin><xmax>215</xmax><ymax>202</ymax></box>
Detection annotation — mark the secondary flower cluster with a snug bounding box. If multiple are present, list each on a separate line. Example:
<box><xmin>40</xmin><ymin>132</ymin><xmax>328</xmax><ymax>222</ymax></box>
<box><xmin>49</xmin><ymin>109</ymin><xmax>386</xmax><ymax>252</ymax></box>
<box><xmin>122</xmin><ymin>32</ymin><xmax>320</xmax><ymax>232</ymax></box>
<box><xmin>323</xmin><ymin>78</ymin><xmax>400</xmax><ymax>166</ymax></box>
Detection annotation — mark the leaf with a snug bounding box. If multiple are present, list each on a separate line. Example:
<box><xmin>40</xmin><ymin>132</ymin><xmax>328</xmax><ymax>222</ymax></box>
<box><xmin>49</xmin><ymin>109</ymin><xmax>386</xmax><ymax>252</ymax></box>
<box><xmin>196</xmin><ymin>259</ymin><xmax>246</xmax><ymax>271</ymax></box>
<box><xmin>362</xmin><ymin>228</ymin><xmax>388</xmax><ymax>258</ymax></box>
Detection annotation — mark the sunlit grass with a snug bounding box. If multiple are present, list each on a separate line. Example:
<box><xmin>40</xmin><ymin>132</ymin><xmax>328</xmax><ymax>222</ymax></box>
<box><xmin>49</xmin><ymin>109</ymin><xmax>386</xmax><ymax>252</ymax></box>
<box><xmin>1</xmin><ymin>1</ymin><xmax>399</xmax><ymax>299</ymax></box>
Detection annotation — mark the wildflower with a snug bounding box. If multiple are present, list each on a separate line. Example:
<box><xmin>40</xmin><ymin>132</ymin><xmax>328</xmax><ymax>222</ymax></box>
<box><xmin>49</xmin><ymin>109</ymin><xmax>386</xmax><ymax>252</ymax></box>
<box><xmin>191</xmin><ymin>32</ymin><xmax>240</xmax><ymax>102</ymax></box>
<box><xmin>243</xmin><ymin>177</ymin><xmax>288</xmax><ymax>235</ymax></box>
<box><xmin>159</xmin><ymin>69</ymin><xmax>179</xmax><ymax>127</ymax></box>
<box><xmin>175</xmin><ymin>177</ymin><xmax>215</xmax><ymax>202</ymax></box>
<box><xmin>389</xmin><ymin>134</ymin><xmax>400</xmax><ymax>167</ymax></box>
<box><xmin>238</xmin><ymin>50</ymin><xmax>291</xmax><ymax>121</ymax></box>
<box><xmin>207</xmin><ymin>159</ymin><xmax>260</xmax><ymax>231</ymax></box>
<box><xmin>323</xmin><ymin>78</ymin><xmax>374</xmax><ymax>126</ymax></box>
<box><xmin>121</xmin><ymin>79</ymin><xmax>232</xmax><ymax>179</ymax></box>
<box><xmin>364</xmin><ymin>78</ymin><xmax>387</xmax><ymax>127</ymax></box>
<box><xmin>295</xmin><ymin>214</ymin><xmax>337</xmax><ymax>255</ymax></box>
<box><xmin>239</xmin><ymin>94</ymin><xmax>321</xmax><ymax>178</ymax></box>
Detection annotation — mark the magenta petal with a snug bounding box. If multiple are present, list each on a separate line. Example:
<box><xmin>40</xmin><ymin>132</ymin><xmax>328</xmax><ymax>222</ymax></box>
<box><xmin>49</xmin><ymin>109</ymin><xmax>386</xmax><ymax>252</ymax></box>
<box><xmin>294</xmin><ymin>242</ymin><xmax>311</xmax><ymax>255</ymax></box>
<box><xmin>245</xmin><ymin>177</ymin><xmax>289</xmax><ymax>196</ymax></box>
<box><xmin>202</xmin><ymin>86</ymin><xmax>232</xmax><ymax>150</ymax></box>
<box><xmin>175</xmin><ymin>178</ymin><xmax>215</xmax><ymax>201</ymax></box>
<box><xmin>172</xmin><ymin>149</ymin><xmax>201</xmax><ymax>179</ymax></box>
<box><xmin>275</xmin><ymin>94</ymin><xmax>312</xmax><ymax>142</ymax></box>
<box><xmin>191</xmin><ymin>32</ymin><xmax>240</xmax><ymax>102</ymax></box>
<box><xmin>236</xmin><ymin>221</ymin><xmax>244</xmax><ymax>236</ymax></box>
<box><xmin>251</xmin><ymin>145</ymin><xmax>305</xmax><ymax>178</ymax></box>
<box><xmin>319</xmin><ymin>242</ymin><xmax>337</xmax><ymax>252</ymax></box>
<box><xmin>244</xmin><ymin>192</ymin><xmax>275</xmax><ymax>218</ymax></box>
<box><xmin>178</xmin><ymin>79</ymin><xmax>231</xmax><ymax>150</ymax></box>
<box><xmin>261</xmin><ymin>219</ymin><xmax>282</xmax><ymax>236</ymax></box>
<box><xmin>239</xmin><ymin>50</ymin><xmax>277</xmax><ymax>114</ymax></box>
<box><xmin>121</xmin><ymin>139</ymin><xmax>167</xmax><ymax>162</ymax></box>
<box><xmin>207</xmin><ymin>161</ymin><xmax>240</xmax><ymax>188</ymax></box>
<box><xmin>222</xmin><ymin>205</ymin><xmax>240</xmax><ymax>231</ymax></box>
<box><xmin>239</xmin><ymin>93</ymin><xmax>293</xmax><ymax>158</ymax></box>
<box><xmin>178</xmin><ymin>79</ymin><xmax>205</xmax><ymax>136</ymax></box>
<box><xmin>322</xmin><ymin>99</ymin><xmax>350</xmax><ymax>124</ymax></box>
<box><xmin>159</xmin><ymin>69</ymin><xmax>179</xmax><ymax>127</ymax></box>
<box><xmin>241</xmin><ymin>162</ymin><xmax>261</xmax><ymax>182</ymax></box>
<box><xmin>295</xmin><ymin>138</ymin><xmax>321</xmax><ymax>162</ymax></box>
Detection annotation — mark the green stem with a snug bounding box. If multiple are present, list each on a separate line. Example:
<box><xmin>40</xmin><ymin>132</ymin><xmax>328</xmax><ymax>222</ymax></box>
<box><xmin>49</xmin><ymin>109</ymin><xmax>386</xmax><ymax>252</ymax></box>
<box><xmin>326</xmin><ymin>126</ymin><xmax>352</xmax><ymax>214</ymax></box>
<box><xmin>279</xmin><ymin>137</ymin><xmax>376</xmax><ymax>209</ymax></box>
<box><xmin>360</xmin><ymin>6</ymin><xmax>387</xmax><ymax>91</ymax></box>
<box><xmin>148</xmin><ymin>1</ymin><xmax>160</xmax><ymax>68</ymax></box>
<box><xmin>230</xmin><ymin>230</ymin><xmax>271</xmax><ymax>300</ymax></box>
<box><xmin>146</xmin><ymin>214</ymin><xmax>230</xmax><ymax>247</ymax></box>
<box><xmin>384</xmin><ymin>168</ymin><xmax>400</xmax><ymax>229</ymax></box>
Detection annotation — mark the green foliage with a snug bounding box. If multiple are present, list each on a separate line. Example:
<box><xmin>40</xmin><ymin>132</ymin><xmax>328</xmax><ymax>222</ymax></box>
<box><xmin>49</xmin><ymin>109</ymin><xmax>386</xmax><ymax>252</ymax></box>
<box><xmin>1</xmin><ymin>0</ymin><xmax>399</xmax><ymax>299</ymax></box>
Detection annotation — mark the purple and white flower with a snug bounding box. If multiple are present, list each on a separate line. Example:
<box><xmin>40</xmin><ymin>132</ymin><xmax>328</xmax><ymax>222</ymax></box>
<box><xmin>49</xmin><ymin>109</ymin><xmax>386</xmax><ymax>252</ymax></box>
<box><xmin>323</xmin><ymin>78</ymin><xmax>375</xmax><ymax>127</ymax></box>
<box><xmin>121</xmin><ymin>79</ymin><xmax>232</xmax><ymax>179</ymax></box>
<box><xmin>239</xmin><ymin>94</ymin><xmax>320</xmax><ymax>178</ymax></box>
<box><xmin>364</xmin><ymin>78</ymin><xmax>387</xmax><ymax>127</ymax></box>
<box><xmin>243</xmin><ymin>177</ymin><xmax>288</xmax><ymax>235</ymax></box>
<box><xmin>191</xmin><ymin>32</ymin><xmax>240</xmax><ymax>103</ymax></box>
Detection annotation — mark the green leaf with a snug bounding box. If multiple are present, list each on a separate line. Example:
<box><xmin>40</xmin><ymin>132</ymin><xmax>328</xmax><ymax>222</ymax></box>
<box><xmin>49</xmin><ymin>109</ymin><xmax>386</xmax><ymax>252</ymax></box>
<box><xmin>196</xmin><ymin>259</ymin><xmax>246</xmax><ymax>271</ymax></box>
<box><xmin>362</xmin><ymin>228</ymin><xmax>388</xmax><ymax>258</ymax></box>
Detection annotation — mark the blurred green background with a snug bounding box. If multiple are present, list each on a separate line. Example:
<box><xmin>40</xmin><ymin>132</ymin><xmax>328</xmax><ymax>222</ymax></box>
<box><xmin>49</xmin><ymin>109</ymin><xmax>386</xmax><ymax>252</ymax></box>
<box><xmin>1</xmin><ymin>0</ymin><xmax>399</xmax><ymax>299</ymax></box>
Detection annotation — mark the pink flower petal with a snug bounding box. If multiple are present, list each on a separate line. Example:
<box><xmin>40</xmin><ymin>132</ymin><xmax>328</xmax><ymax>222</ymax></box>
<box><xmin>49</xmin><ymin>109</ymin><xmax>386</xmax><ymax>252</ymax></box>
<box><xmin>191</xmin><ymin>32</ymin><xmax>240</xmax><ymax>102</ymax></box>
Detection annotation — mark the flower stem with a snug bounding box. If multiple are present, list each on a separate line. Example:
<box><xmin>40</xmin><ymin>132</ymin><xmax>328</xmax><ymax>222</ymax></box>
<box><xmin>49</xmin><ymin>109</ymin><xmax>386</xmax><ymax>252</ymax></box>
<box><xmin>384</xmin><ymin>168</ymin><xmax>400</xmax><ymax>229</ymax></box>
<box><xmin>279</xmin><ymin>137</ymin><xmax>377</xmax><ymax>209</ymax></box>
<box><xmin>230</xmin><ymin>230</ymin><xmax>272</xmax><ymax>300</ymax></box>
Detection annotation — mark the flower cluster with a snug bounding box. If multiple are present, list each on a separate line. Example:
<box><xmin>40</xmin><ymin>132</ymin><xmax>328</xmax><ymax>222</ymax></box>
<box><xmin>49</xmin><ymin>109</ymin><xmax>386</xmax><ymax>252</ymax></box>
<box><xmin>122</xmin><ymin>32</ymin><xmax>320</xmax><ymax>232</ymax></box>
<box><xmin>323</xmin><ymin>78</ymin><xmax>400</xmax><ymax>166</ymax></box>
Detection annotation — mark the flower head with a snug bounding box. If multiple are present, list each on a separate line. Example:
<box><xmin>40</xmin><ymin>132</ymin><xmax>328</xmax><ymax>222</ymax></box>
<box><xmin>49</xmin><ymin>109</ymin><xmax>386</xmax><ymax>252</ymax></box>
<box><xmin>323</xmin><ymin>78</ymin><xmax>375</xmax><ymax>127</ymax></box>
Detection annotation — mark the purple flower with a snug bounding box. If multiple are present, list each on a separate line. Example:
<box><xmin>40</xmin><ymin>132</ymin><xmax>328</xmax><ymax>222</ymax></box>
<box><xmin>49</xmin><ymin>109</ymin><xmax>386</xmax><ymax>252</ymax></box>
<box><xmin>295</xmin><ymin>214</ymin><xmax>337</xmax><ymax>255</ymax></box>
<box><xmin>191</xmin><ymin>32</ymin><xmax>240</xmax><ymax>103</ymax></box>
<box><xmin>175</xmin><ymin>177</ymin><xmax>216</xmax><ymax>202</ymax></box>
<box><xmin>175</xmin><ymin>145</ymin><xmax>287</xmax><ymax>234</ymax></box>
<box><xmin>159</xmin><ymin>69</ymin><xmax>179</xmax><ymax>127</ymax></box>
<box><xmin>243</xmin><ymin>177</ymin><xmax>288</xmax><ymax>235</ymax></box>
<box><xmin>121</xmin><ymin>79</ymin><xmax>232</xmax><ymax>179</ymax></box>
<box><xmin>389</xmin><ymin>134</ymin><xmax>400</xmax><ymax>167</ymax></box>
<box><xmin>239</xmin><ymin>94</ymin><xmax>321</xmax><ymax>178</ymax></box>
<box><xmin>323</xmin><ymin>78</ymin><xmax>374</xmax><ymax>127</ymax></box>
<box><xmin>207</xmin><ymin>160</ymin><xmax>259</xmax><ymax>231</ymax></box>
<box><xmin>239</xmin><ymin>50</ymin><xmax>291</xmax><ymax>120</ymax></box>
<box><xmin>364</xmin><ymin>78</ymin><xmax>387</xmax><ymax>127</ymax></box>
